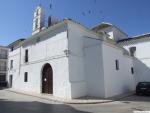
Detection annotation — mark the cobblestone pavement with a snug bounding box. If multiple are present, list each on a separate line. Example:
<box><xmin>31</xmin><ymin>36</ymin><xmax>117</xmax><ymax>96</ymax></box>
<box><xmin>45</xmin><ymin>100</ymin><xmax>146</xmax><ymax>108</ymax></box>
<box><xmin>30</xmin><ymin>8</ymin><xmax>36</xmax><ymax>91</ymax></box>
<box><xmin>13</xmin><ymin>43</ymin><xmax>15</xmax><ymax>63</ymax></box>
<box><xmin>0</xmin><ymin>89</ymin><xmax>150</xmax><ymax>113</ymax></box>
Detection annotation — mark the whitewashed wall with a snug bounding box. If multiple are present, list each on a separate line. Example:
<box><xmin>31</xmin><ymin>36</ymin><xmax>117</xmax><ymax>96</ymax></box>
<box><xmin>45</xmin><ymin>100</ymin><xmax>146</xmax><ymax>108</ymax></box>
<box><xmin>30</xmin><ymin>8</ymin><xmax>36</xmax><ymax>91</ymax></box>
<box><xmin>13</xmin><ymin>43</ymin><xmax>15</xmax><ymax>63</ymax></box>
<box><xmin>68</xmin><ymin>23</ymin><xmax>87</xmax><ymax>98</ymax></box>
<box><xmin>68</xmin><ymin>21</ymin><xmax>134</xmax><ymax>98</ymax></box>
<box><xmin>83</xmin><ymin>38</ymin><xmax>105</xmax><ymax>97</ymax></box>
<box><xmin>8</xmin><ymin>25</ymin><xmax>72</xmax><ymax>99</ymax></box>
<box><xmin>123</xmin><ymin>40</ymin><xmax>150</xmax><ymax>85</ymax></box>
<box><xmin>102</xmin><ymin>43</ymin><xmax>135</xmax><ymax>98</ymax></box>
<box><xmin>68</xmin><ymin>22</ymin><xmax>106</xmax><ymax>98</ymax></box>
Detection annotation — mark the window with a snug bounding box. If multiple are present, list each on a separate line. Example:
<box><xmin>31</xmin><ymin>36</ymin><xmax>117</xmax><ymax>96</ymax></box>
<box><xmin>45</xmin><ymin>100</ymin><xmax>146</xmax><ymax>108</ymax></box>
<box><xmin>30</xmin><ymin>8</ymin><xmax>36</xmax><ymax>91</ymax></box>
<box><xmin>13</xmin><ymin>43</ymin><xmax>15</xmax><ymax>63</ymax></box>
<box><xmin>0</xmin><ymin>74</ymin><xmax>6</xmax><ymax>81</ymax></box>
<box><xmin>25</xmin><ymin>49</ymin><xmax>28</xmax><ymax>63</ymax></box>
<box><xmin>24</xmin><ymin>72</ymin><xmax>28</xmax><ymax>82</ymax></box>
<box><xmin>129</xmin><ymin>47</ymin><xmax>136</xmax><ymax>57</ymax></box>
<box><xmin>115</xmin><ymin>60</ymin><xmax>119</xmax><ymax>70</ymax></box>
<box><xmin>10</xmin><ymin>60</ymin><xmax>13</xmax><ymax>69</ymax></box>
<box><xmin>0</xmin><ymin>61</ymin><xmax>7</xmax><ymax>71</ymax></box>
<box><xmin>131</xmin><ymin>67</ymin><xmax>134</xmax><ymax>74</ymax></box>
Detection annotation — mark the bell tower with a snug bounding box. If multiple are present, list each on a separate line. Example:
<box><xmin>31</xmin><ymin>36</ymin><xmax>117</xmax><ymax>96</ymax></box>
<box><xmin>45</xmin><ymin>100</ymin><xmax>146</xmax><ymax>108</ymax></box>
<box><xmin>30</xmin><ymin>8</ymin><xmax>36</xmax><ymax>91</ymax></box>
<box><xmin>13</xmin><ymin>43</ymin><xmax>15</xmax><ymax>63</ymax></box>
<box><xmin>32</xmin><ymin>6</ymin><xmax>45</xmax><ymax>35</ymax></box>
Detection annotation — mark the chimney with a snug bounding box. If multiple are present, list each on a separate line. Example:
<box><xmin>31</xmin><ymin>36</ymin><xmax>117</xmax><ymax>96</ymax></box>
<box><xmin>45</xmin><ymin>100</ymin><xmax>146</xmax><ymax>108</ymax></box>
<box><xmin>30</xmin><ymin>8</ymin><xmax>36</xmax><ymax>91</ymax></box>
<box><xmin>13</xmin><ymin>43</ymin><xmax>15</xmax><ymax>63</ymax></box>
<box><xmin>48</xmin><ymin>16</ymin><xmax>59</xmax><ymax>27</ymax></box>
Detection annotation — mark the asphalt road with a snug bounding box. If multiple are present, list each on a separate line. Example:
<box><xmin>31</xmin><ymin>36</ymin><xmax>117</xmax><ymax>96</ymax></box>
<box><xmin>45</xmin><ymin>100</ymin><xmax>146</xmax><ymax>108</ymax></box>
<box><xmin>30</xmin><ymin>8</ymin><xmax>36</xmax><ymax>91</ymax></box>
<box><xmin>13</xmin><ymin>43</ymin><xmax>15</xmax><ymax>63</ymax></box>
<box><xmin>70</xmin><ymin>95</ymin><xmax>150</xmax><ymax>113</ymax></box>
<box><xmin>0</xmin><ymin>89</ymin><xmax>150</xmax><ymax>113</ymax></box>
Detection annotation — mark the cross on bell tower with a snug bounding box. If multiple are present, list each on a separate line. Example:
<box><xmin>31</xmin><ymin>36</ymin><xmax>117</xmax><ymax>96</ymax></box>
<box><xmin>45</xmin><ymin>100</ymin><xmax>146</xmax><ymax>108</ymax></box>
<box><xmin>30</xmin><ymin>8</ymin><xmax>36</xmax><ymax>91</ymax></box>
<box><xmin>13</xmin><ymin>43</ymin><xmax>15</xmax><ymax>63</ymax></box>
<box><xmin>32</xmin><ymin>5</ymin><xmax>45</xmax><ymax>35</ymax></box>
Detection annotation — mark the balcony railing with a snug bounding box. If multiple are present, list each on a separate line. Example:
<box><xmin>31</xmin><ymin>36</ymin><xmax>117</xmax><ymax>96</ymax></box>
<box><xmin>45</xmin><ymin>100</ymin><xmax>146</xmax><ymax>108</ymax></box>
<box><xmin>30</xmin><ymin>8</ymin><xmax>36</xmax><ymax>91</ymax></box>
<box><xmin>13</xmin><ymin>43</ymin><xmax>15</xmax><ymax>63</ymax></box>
<box><xmin>0</xmin><ymin>66</ymin><xmax>7</xmax><ymax>71</ymax></box>
<box><xmin>0</xmin><ymin>54</ymin><xmax>7</xmax><ymax>59</ymax></box>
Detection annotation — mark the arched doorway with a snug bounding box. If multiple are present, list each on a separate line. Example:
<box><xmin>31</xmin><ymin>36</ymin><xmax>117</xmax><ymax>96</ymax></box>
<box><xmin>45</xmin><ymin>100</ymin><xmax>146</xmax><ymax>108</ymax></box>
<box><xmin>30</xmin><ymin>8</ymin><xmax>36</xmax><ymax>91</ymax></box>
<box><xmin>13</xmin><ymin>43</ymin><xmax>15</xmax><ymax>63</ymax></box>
<box><xmin>42</xmin><ymin>63</ymin><xmax>53</xmax><ymax>94</ymax></box>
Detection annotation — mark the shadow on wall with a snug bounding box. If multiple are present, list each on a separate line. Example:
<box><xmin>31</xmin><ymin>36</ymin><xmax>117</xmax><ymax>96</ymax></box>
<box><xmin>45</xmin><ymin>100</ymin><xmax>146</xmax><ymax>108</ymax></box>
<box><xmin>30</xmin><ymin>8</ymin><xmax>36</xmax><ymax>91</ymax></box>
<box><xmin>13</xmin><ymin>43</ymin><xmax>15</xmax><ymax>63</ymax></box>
<box><xmin>133</xmin><ymin>58</ymin><xmax>150</xmax><ymax>85</ymax></box>
<box><xmin>0</xmin><ymin>99</ymin><xmax>90</xmax><ymax>113</ymax></box>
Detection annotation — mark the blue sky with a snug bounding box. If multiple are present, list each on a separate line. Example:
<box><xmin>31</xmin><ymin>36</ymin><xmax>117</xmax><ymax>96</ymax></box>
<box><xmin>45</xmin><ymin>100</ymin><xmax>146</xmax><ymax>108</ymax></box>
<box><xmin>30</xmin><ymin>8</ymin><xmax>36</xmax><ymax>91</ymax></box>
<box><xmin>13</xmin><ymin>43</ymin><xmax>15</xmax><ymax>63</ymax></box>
<box><xmin>0</xmin><ymin>0</ymin><xmax>150</xmax><ymax>46</ymax></box>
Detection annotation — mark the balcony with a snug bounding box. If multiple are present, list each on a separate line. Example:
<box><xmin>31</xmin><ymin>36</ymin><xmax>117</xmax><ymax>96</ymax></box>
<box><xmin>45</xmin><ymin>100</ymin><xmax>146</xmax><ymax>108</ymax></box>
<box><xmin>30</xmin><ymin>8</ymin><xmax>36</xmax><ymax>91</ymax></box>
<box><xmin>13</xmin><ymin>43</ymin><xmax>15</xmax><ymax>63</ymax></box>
<box><xmin>0</xmin><ymin>54</ymin><xmax>7</xmax><ymax>59</ymax></box>
<box><xmin>0</xmin><ymin>66</ymin><xmax>7</xmax><ymax>71</ymax></box>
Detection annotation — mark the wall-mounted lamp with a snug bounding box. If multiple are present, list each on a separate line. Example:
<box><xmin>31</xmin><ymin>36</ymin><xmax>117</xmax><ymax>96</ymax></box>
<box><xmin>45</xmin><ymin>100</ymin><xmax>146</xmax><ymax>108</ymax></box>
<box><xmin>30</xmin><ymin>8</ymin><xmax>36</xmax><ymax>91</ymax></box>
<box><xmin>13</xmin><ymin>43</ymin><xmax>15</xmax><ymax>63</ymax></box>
<box><xmin>64</xmin><ymin>49</ymin><xmax>70</xmax><ymax>56</ymax></box>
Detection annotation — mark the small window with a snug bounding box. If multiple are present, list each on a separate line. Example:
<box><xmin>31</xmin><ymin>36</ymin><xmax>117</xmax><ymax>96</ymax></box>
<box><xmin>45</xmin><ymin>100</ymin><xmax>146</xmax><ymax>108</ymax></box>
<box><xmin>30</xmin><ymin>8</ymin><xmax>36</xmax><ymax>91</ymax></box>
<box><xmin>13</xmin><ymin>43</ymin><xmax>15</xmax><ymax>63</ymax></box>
<box><xmin>25</xmin><ymin>49</ymin><xmax>28</xmax><ymax>63</ymax></box>
<box><xmin>115</xmin><ymin>60</ymin><xmax>119</xmax><ymax>70</ymax></box>
<box><xmin>11</xmin><ymin>47</ymin><xmax>14</xmax><ymax>52</ymax></box>
<box><xmin>24</xmin><ymin>72</ymin><xmax>28</xmax><ymax>82</ymax></box>
<box><xmin>0</xmin><ymin>75</ymin><xmax>6</xmax><ymax>81</ymax></box>
<box><xmin>131</xmin><ymin>67</ymin><xmax>134</xmax><ymax>74</ymax></box>
<box><xmin>10</xmin><ymin>60</ymin><xmax>13</xmax><ymax>69</ymax></box>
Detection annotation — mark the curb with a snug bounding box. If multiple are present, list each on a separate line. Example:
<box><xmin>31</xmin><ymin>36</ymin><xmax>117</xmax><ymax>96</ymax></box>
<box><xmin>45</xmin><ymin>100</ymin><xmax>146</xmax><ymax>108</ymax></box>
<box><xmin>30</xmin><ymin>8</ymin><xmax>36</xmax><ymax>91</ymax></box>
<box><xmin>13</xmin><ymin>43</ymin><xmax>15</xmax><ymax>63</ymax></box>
<box><xmin>5</xmin><ymin>89</ymin><xmax>134</xmax><ymax>104</ymax></box>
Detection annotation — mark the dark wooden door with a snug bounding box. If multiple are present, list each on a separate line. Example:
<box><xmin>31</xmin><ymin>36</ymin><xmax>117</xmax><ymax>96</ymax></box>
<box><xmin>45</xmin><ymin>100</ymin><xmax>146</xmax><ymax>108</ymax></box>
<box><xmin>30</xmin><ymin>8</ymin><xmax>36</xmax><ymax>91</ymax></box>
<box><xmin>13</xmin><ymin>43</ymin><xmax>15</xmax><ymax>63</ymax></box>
<box><xmin>42</xmin><ymin>64</ymin><xmax>53</xmax><ymax>94</ymax></box>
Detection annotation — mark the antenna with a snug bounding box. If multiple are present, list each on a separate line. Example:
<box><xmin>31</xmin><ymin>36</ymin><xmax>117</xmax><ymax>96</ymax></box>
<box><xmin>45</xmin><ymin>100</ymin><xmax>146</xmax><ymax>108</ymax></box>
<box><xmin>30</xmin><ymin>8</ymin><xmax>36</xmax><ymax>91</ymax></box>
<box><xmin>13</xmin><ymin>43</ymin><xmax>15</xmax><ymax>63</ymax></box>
<box><xmin>49</xmin><ymin>0</ymin><xmax>53</xmax><ymax>10</ymax></box>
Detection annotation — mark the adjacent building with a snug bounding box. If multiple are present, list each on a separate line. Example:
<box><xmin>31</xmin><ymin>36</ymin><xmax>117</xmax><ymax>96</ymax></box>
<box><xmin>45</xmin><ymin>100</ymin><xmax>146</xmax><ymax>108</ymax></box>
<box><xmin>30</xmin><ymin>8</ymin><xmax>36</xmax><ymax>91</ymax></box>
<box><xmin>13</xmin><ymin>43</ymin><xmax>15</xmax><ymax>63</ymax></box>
<box><xmin>0</xmin><ymin>46</ymin><xmax>8</xmax><ymax>85</ymax></box>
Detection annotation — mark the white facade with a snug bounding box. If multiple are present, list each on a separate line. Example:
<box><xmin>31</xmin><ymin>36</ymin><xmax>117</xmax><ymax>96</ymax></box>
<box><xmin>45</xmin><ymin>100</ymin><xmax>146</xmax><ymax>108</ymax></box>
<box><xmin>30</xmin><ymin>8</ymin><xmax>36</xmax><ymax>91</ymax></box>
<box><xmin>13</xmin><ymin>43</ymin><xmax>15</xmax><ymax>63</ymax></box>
<box><xmin>8</xmin><ymin>20</ymin><xmax>135</xmax><ymax>99</ymax></box>
<box><xmin>102</xmin><ymin>43</ymin><xmax>135</xmax><ymax>97</ymax></box>
<box><xmin>8</xmin><ymin>24</ymin><xmax>72</xmax><ymax>98</ymax></box>
<box><xmin>7</xmin><ymin>6</ymin><xmax>136</xmax><ymax>99</ymax></box>
<box><xmin>118</xmin><ymin>36</ymin><xmax>150</xmax><ymax>85</ymax></box>
<box><xmin>67</xmin><ymin>22</ymin><xmax>135</xmax><ymax>98</ymax></box>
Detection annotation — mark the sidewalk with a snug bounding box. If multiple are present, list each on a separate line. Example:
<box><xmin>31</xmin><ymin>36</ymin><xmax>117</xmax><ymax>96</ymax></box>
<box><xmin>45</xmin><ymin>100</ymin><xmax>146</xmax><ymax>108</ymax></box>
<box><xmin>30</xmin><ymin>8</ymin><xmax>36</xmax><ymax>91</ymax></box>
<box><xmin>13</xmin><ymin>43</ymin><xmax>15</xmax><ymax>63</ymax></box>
<box><xmin>6</xmin><ymin>88</ymin><xmax>134</xmax><ymax>104</ymax></box>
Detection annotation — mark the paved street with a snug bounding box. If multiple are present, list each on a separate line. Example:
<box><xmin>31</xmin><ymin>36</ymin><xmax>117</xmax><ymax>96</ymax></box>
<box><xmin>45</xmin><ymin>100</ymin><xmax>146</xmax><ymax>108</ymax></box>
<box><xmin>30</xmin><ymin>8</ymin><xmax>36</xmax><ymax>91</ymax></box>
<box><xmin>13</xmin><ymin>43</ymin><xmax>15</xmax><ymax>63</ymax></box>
<box><xmin>71</xmin><ymin>95</ymin><xmax>150</xmax><ymax>113</ymax></box>
<box><xmin>0</xmin><ymin>89</ymin><xmax>150</xmax><ymax>113</ymax></box>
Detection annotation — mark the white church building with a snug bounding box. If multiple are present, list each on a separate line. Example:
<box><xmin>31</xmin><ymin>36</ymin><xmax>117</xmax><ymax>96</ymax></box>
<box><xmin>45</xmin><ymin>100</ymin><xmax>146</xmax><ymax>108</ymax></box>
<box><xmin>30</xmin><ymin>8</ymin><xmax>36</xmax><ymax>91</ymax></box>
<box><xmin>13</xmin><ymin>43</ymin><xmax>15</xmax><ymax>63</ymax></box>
<box><xmin>7</xmin><ymin>6</ymin><xmax>144</xmax><ymax>99</ymax></box>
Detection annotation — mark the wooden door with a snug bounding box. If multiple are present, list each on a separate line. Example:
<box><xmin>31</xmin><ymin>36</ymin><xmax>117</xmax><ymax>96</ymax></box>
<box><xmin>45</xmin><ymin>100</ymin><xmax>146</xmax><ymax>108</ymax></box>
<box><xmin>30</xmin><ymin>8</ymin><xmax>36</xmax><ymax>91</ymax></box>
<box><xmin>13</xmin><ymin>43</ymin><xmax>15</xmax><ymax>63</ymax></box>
<box><xmin>42</xmin><ymin>64</ymin><xmax>53</xmax><ymax>94</ymax></box>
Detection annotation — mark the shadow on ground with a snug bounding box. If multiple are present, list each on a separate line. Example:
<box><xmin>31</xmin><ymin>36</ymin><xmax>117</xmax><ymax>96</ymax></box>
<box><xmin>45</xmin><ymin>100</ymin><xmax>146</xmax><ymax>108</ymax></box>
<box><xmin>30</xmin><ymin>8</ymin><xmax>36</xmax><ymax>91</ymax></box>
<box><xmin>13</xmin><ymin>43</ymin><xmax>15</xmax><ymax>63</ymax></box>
<box><xmin>0</xmin><ymin>99</ymin><xmax>90</xmax><ymax>113</ymax></box>
<box><xmin>0</xmin><ymin>87</ymin><xmax>7</xmax><ymax>90</ymax></box>
<box><xmin>118</xmin><ymin>94</ymin><xmax>150</xmax><ymax>103</ymax></box>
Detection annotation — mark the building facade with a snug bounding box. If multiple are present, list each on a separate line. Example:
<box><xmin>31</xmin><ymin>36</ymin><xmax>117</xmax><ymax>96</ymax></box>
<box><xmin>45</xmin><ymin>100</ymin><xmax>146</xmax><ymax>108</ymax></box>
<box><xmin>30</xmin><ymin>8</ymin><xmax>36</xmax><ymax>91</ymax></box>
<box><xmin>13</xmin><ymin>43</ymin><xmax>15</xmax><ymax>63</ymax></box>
<box><xmin>7</xmin><ymin>6</ymin><xmax>136</xmax><ymax>99</ymax></box>
<box><xmin>0</xmin><ymin>46</ymin><xmax>8</xmax><ymax>85</ymax></box>
<box><xmin>93</xmin><ymin>22</ymin><xmax>150</xmax><ymax>85</ymax></box>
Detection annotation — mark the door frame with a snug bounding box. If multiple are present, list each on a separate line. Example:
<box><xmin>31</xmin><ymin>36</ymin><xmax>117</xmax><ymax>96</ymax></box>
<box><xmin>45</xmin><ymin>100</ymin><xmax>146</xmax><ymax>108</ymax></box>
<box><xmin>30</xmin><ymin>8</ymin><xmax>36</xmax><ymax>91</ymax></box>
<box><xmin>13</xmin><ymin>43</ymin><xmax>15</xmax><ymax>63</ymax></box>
<box><xmin>41</xmin><ymin>63</ymin><xmax>53</xmax><ymax>94</ymax></box>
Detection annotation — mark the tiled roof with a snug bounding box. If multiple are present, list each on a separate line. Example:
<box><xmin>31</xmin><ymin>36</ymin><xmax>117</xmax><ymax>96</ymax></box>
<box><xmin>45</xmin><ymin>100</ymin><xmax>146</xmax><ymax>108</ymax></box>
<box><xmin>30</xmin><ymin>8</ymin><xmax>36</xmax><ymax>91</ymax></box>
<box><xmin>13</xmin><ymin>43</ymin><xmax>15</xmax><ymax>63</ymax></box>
<box><xmin>118</xmin><ymin>33</ymin><xmax>150</xmax><ymax>43</ymax></box>
<box><xmin>8</xmin><ymin>38</ymin><xmax>26</xmax><ymax>47</ymax></box>
<box><xmin>92</xmin><ymin>22</ymin><xmax>112</xmax><ymax>32</ymax></box>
